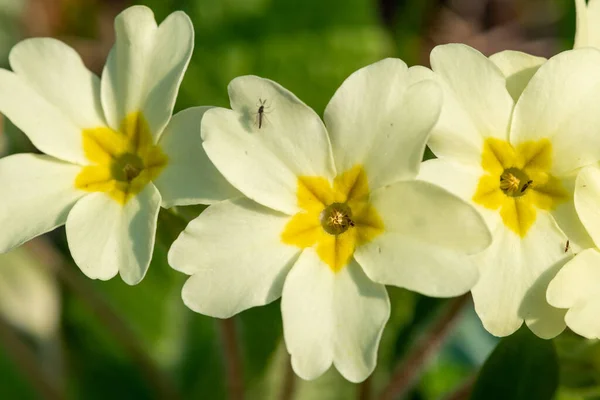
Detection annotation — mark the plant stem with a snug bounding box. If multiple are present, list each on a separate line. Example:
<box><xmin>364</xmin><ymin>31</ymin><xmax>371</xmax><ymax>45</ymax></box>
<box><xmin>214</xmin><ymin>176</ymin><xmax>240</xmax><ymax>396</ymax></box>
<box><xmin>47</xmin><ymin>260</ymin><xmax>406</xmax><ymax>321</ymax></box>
<box><xmin>219</xmin><ymin>318</ymin><xmax>245</xmax><ymax>400</ymax></box>
<box><xmin>378</xmin><ymin>294</ymin><xmax>470</xmax><ymax>400</ymax></box>
<box><xmin>25</xmin><ymin>239</ymin><xmax>180</xmax><ymax>400</ymax></box>
<box><xmin>0</xmin><ymin>317</ymin><xmax>63</xmax><ymax>400</ymax></box>
<box><xmin>358</xmin><ymin>375</ymin><xmax>372</xmax><ymax>400</ymax></box>
<box><xmin>279</xmin><ymin>354</ymin><xmax>296</xmax><ymax>400</ymax></box>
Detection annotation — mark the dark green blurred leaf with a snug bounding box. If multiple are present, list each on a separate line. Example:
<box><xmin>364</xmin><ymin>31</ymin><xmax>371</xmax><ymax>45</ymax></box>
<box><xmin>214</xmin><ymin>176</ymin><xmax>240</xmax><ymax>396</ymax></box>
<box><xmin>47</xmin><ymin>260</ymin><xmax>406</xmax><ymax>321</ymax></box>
<box><xmin>555</xmin><ymin>330</ymin><xmax>600</xmax><ymax>398</ymax></box>
<box><xmin>470</xmin><ymin>326</ymin><xmax>558</xmax><ymax>400</ymax></box>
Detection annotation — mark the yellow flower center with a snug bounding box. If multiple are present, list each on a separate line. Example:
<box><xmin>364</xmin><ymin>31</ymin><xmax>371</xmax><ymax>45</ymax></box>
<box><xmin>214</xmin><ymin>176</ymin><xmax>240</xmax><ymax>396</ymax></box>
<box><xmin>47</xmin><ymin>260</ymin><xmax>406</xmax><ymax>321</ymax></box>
<box><xmin>74</xmin><ymin>112</ymin><xmax>168</xmax><ymax>205</ymax></box>
<box><xmin>281</xmin><ymin>165</ymin><xmax>384</xmax><ymax>272</ymax></box>
<box><xmin>473</xmin><ymin>138</ymin><xmax>568</xmax><ymax>237</ymax></box>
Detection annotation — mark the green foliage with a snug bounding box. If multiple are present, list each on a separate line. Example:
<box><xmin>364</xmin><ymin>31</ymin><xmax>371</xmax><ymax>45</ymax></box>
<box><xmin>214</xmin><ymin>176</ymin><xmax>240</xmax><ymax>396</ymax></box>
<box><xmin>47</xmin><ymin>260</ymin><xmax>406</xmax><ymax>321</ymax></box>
<box><xmin>470</xmin><ymin>326</ymin><xmax>559</xmax><ymax>400</ymax></box>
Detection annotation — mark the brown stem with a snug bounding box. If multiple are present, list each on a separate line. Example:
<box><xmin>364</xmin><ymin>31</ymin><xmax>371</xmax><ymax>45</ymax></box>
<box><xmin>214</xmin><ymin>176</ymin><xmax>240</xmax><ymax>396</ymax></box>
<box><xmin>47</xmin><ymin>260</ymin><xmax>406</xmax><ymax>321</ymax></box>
<box><xmin>442</xmin><ymin>374</ymin><xmax>476</xmax><ymax>400</ymax></box>
<box><xmin>24</xmin><ymin>239</ymin><xmax>180</xmax><ymax>400</ymax></box>
<box><xmin>0</xmin><ymin>317</ymin><xmax>62</xmax><ymax>400</ymax></box>
<box><xmin>279</xmin><ymin>354</ymin><xmax>296</xmax><ymax>400</ymax></box>
<box><xmin>358</xmin><ymin>375</ymin><xmax>373</xmax><ymax>400</ymax></box>
<box><xmin>219</xmin><ymin>318</ymin><xmax>244</xmax><ymax>400</ymax></box>
<box><xmin>378</xmin><ymin>294</ymin><xmax>470</xmax><ymax>400</ymax></box>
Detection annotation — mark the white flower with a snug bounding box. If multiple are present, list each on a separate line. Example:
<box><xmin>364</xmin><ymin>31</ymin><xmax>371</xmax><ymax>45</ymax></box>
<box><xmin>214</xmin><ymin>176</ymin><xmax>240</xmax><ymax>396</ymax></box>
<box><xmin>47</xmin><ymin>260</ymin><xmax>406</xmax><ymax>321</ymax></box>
<box><xmin>540</xmin><ymin>0</ymin><xmax>600</xmax><ymax>342</ymax></box>
<box><xmin>416</xmin><ymin>44</ymin><xmax>600</xmax><ymax>338</ymax></box>
<box><xmin>0</xmin><ymin>6</ymin><xmax>237</xmax><ymax>284</ymax></box>
<box><xmin>575</xmin><ymin>0</ymin><xmax>600</xmax><ymax>49</ymax></box>
<box><xmin>168</xmin><ymin>59</ymin><xmax>491</xmax><ymax>382</ymax></box>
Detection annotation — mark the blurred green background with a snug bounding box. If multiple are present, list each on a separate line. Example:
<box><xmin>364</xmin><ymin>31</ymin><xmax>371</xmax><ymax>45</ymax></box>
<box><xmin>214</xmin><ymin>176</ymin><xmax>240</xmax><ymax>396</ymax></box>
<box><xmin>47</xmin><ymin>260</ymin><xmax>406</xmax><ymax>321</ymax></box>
<box><xmin>0</xmin><ymin>0</ymin><xmax>595</xmax><ymax>399</ymax></box>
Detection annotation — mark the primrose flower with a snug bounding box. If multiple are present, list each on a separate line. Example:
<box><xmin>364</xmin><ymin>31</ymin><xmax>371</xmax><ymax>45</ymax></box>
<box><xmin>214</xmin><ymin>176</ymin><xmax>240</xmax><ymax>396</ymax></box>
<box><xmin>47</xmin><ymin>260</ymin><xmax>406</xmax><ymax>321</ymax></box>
<box><xmin>169</xmin><ymin>59</ymin><xmax>491</xmax><ymax>382</ymax></box>
<box><xmin>0</xmin><ymin>6</ymin><xmax>236</xmax><ymax>284</ymax></box>
<box><xmin>416</xmin><ymin>44</ymin><xmax>600</xmax><ymax>338</ymax></box>
<box><xmin>543</xmin><ymin>0</ymin><xmax>600</xmax><ymax>340</ymax></box>
<box><xmin>574</xmin><ymin>0</ymin><xmax>600</xmax><ymax>49</ymax></box>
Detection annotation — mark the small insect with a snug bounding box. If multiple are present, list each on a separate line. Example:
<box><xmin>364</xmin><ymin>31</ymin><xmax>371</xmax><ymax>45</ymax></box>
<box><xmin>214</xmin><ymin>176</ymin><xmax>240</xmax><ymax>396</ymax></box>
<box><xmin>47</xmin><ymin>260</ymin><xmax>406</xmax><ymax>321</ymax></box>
<box><xmin>564</xmin><ymin>240</ymin><xmax>570</xmax><ymax>253</ymax></box>
<box><xmin>256</xmin><ymin>98</ymin><xmax>271</xmax><ymax>129</ymax></box>
<box><xmin>521</xmin><ymin>180</ymin><xmax>533</xmax><ymax>193</ymax></box>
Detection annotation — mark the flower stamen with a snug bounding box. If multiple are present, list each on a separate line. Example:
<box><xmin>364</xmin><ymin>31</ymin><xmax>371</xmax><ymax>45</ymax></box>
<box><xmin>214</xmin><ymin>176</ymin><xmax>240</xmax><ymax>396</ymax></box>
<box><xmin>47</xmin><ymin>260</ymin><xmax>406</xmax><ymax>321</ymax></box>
<box><xmin>320</xmin><ymin>202</ymin><xmax>355</xmax><ymax>235</ymax></box>
<box><xmin>499</xmin><ymin>168</ymin><xmax>531</xmax><ymax>197</ymax></box>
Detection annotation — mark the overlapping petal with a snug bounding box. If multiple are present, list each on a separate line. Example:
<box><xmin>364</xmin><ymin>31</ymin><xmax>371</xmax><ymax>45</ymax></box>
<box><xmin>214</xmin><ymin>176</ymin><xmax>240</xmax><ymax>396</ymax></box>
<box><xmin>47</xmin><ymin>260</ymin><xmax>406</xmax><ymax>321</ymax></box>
<box><xmin>425</xmin><ymin>44</ymin><xmax>514</xmax><ymax>164</ymax></box>
<box><xmin>281</xmin><ymin>250</ymin><xmax>389</xmax><ymax>383</ymax></box>
<box><xmin>547</xmin><ymin>248</ymin><xmax>600</xmax><ymax>339</ymax></box>
<box><xmin>154</xmin><ymin>107</ymin><xmax>240</xmax><ymax>207</ymax></box>
<box><xmin>169</xmin><ymin>198</ymin><xmax>298</xmax><ymax>318</ymax></box>
<box><xmin>489</xmin><ymin>50</ymin><xmax>546</xmax><ymax>102</ymax></box>
<box><xmin>323</xmin><ymin>58</ymin><xmax>442</xmax><ymax>189</ymax></box>
<box><xmin>471</xmin><ymin>213</ymin><xmax>568</xmax><ymax>338</ymax></box>
<box><xmin>201</xmin><ymin>76</ymin><xmax>335</xmax><ymax>215</ymax></box>
<box><xmin>101</xmin><ymin>6</ymin><xmax>194</xmax><ymax>138</ymax></box>
<box><xmin>0</xmin><ymin>154</ymin><xmax>84</xmax><ymax>252</ymax></box>
<box><xmin>65</xmin><ymin>184</ymin><xmax>161</xmax><ymax>285</ymax></box>
<box><xmin>574</xmin><ymin>165</ymin><xmax>600</xmax><ymax>248</ymax></box>
<box><xmin>0</xmin><ymin>38</ymin><xmax>105</xmax><ymax>164</ymax></box>
<box><xmin>510</xmin><ymin>48</ymin><xmax>600</xmax><ymax>175</ymax></box>
<box><xmin>354</xmin><ymin>180</ymin><xmax>490</xmax><ymax>297</ymax></box>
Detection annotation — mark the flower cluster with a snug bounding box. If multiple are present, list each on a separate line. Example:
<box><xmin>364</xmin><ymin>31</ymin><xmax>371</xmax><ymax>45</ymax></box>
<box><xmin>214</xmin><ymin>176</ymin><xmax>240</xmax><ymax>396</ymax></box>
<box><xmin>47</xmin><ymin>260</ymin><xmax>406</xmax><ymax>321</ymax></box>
<box><xmin>2</xmin><ymin>1</ymin><xmax>600</xmax><ymax>383</ymax></box>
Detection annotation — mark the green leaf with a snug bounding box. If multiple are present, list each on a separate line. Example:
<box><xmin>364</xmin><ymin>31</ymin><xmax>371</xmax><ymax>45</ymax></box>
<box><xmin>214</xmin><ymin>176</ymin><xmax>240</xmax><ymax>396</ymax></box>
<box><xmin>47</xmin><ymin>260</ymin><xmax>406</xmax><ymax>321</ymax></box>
<box><xmin>470</xmin><ymin>326</ymin><xmax>559</xmax><ymax>400</ymax></box>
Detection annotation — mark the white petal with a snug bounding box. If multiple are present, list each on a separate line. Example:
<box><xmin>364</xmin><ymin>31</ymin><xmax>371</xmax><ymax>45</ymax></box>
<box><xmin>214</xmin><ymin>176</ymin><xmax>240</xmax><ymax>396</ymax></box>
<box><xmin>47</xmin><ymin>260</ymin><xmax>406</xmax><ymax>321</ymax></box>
<box><xmin>0</xmin><ymin>154</ymin><xmax>84</xmax><ymax>252</ymax></box>
<box><xmin>551</xmin><ymin>174</ymin><xmax>594</xmax><ymax>252</ymax></box>
<box><xmin>65</xmin><ymin>184</ymin><xmax>161</xmax><ymax>285</ymax></box>
<box><xmin>511</xmin><ymin>48</ymin><xmax>600</xmax><ymax>175</ymax></box>
<box><xmin>169</xmin><ymin>197</ymin><xmax>298</xmax><ymax>318</ymax></box>
<box><xmin>154</xmin><ymin>107</ymin><xmax>240</xmax><ymax>207</ymax></box>
<box><xmin>323</xmin><ymin>58</ymin><xmax>441</xmax><ymax>188</ymax></box>
<box><xmin>417</xmin><ymin>158</ymin><xmax>499</xmax><ymax>228</ymax></box>
<box><xmin>547</xmin><ymin>248</ymin><xmax>600</xmax><ymax>339</ymax></box>
<box><xmin>427</xmin><ymin>44</ymin><xmax>513</xmax><ymax>163</ymax></box>
<box><xmin>354</xmin><ymin>180</ymin><xmax>490</xmax><ymax>297</ymax></box>
<box><xmin>489</xmin><ymin>50</ymin><xmax>546</xmax><ymax>102</ymax></box>
<box><xmin>575</xmin><ymin>0</ymin><xmax>600</xmax><ymax>50</ymax></box>
<box><xmin>101</xmin><ymin>6</ymin><xmax>193</xmax><ymax>137</ymax></box>
<box><xmin>0</xmin><ymin>37</ymin><xmax>107</xmax><ymax>164</ymax></box>
<box><xmin>282</xmin><ymin>250</ymin><xmax>389</xmax><ymax>382</ymax></box>
<box><xmin>472</xmin><ymin>214</ymin><xmax>567</xmax><ymax>338</ymax></box>
<box><xmin>201</xmin><ymin>76</ymin><xmax>335</xmax><ymax>214</ymax></box>
<box><xmin>574</xmin><ymin>165</ymin><xmax>600</xmax><ymax>248</ymax></box>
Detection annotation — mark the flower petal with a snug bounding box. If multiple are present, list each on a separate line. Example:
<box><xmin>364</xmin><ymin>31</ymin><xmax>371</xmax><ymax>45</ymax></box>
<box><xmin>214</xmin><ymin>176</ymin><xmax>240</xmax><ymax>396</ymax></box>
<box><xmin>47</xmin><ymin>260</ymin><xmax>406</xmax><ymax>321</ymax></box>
<box><xmin>574</xmin><ymin>165</ymin><xmax>600</xmax><ymax>247</ymax></box>
<box><xmin>323</xmin><ymin>58</ymin><xmax>441</xmax><ymax>188</ymax></box>
<box><xmin>65</xmin><ymin>184</ymin><xmax>161</xmax><ymax>284</ymax></box>
<box><xmin>489</xmin><ymin>50</ymin><xmax>546</xmax><ymax>102</ymax></box>
<box><xmin>425</xmin><ymin>44</ymin><xmax>513</xmax><ymax>164</ymax></box>
<box><xmin>510</xmin><ymin>48</ymin><xmax>600</xmax><ymax>175</ymax></box>
<box><xmin>354</xmin><ymin>180</ymin><xmax>490</xmax><ymax>297</ymax></box>
<box><xmin>101</xmin><ymin>6</ymin><xmax>193</xmax><ymax>138</ymax></box>
<box><xmin>0</xmin><ymin>38</ymin><xmax>106</xmax><ymax>163</ymax></box>
<box><xmin>201</xmin><ymin>76</ymin><xmax>335</xmax><ymax>214</ymax></box>
<box><xmin>169</xmin><ymin>197</ymin><xmax>299</xmax><ymax>318</ymax></box>
<box><xmin>418</xmin><ymin>158</ymin><xmax>499</xmax><ymax>227</ymax></box>
<box><xmin>471</xmin><ymin>213</ymin><xmax>568</xmax><ymax>338</ymax></box>
<box><xmin>154</xmin><ymin>107</ymin><xmax>240</xmax><ymax>207</ymax></box>
<box><xmin>547</xmin><ymin>248</ymin><xmax>600</xmax><ymax>339</ymax></box>
<box><xmin>0</xmin><ymin>154</ymin><xmax>84</xmax><ymax>252</ymax></box>
<box><xmin>575</xmin><ymin>0</ymin><xmax>600</xmax><ymax>50</ymax></box>
<box><xmin>282</xmin><ymin>250</ymin><xmax>389</xmax><ymax>382</ymax></box>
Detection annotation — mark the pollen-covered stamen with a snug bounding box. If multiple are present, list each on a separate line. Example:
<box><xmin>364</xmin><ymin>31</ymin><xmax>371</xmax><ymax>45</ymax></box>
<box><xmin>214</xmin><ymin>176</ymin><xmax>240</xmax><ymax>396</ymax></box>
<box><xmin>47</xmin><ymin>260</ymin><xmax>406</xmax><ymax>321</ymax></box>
<box><xmin>499</xmin><ymin>168</ymin><xmax>532</xmax><ymax>197</ymax></box>
<box><xmin>320</xmin><ymin>202</ymin><xmax>355</xmax><ymax>235</ymax></box>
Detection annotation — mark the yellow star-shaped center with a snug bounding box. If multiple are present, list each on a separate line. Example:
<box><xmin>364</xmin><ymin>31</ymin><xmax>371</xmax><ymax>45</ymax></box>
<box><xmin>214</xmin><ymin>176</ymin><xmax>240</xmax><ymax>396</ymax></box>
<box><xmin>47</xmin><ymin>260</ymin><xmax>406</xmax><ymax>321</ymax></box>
<box><xmin>74</xmin><ymin>112</ymin><xmax>168</xmax><ymax>205</ymax></box>
<box><xmin>281</xmin><ymin>165</ymin><xmax>384</xmax><ymax>272</ymax></box>
<box><xmin>473</xmin><ymin>137</ymin><xmax>568</xmax><ymax>237</ymax></box>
